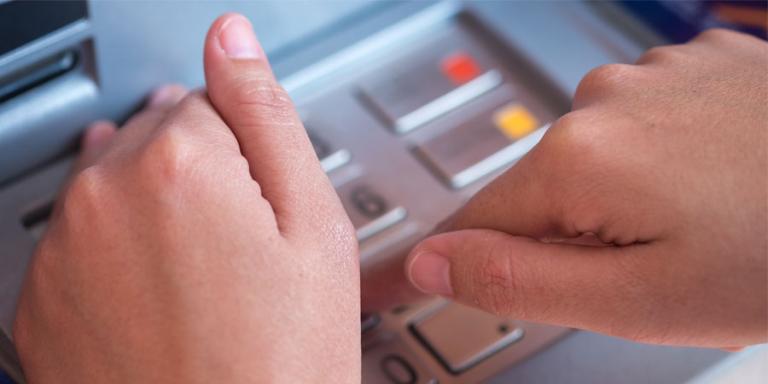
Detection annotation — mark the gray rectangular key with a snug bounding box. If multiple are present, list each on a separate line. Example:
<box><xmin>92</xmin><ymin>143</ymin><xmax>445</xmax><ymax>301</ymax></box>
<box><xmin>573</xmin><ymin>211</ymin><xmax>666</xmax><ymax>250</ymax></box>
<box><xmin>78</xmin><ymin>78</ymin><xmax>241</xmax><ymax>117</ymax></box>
<box><xmin>414</xmin><ymin>95</ymin><xmax>547</xmax><ymax>189</ymax></box>
<box><xmin>410</xmin><ymin>302</ymin><xmax>525</xmax><ymax>374</ymax></box>
<box><xmin>359</xmin><ymin>51</ymin><xmax>501</xmax><ymax>134</ymax></box>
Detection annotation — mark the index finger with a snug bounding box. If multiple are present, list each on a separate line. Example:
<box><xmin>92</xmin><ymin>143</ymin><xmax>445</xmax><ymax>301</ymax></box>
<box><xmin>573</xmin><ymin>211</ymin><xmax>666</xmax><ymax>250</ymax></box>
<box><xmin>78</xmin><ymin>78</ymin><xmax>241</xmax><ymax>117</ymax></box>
<box><xmin>443</xmin><ymin>124</ymin><xmax>575</xmax><ymax>239</ymax></box>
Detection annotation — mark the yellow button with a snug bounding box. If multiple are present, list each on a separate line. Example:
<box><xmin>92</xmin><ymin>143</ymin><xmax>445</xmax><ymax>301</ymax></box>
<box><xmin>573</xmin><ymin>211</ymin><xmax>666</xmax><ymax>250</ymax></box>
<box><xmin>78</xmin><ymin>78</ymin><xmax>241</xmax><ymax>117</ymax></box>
<box><xmin>493</xmin><ymin>104</ymin><xmax>538</xmax><ymax>140</ymax></box>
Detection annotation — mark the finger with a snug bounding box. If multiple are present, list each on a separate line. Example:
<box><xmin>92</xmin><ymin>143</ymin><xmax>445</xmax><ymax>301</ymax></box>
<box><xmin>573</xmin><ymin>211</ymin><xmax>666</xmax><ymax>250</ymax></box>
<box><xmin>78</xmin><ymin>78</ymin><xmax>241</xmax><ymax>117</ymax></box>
<box><xmin>203</xmin><ymin>13</ymin><xmax>337</xmax><ymax>235</ymax></box>
<box><xmin>441</xmin><ymin>129</ymin><xmax>571</xmax><ymax>239</ymax></box>
<box><xmin>146</xmin><ymin>84</ymin><xmax>189</xmax><ymax>109</ymax></box>
<box><xmin>361</xmin><ymin>248</ymin><xmax>427</xmax><ymax>313</ymax></box>
<box><xmin>405</xmin><ymin>229</ymin><xmax>646</xmax><ymax>332</ymax></box>
<box><xmin>54</xmin><ymin>121</ymin><xmax>117</xmax><ymax>218</ymax></box>
<box><xmin>442</xmin><ymin>109</ymin><xmax>655</xmax><ymax>245</ymax></box>
<box><xmin>361</xmin><ymin>225</ymin><xmax>611</xmax><ymax>313</ymax></box>
<box><xmin>570</xmin><ymin>64</ymin><xmax>640</xmax><ymax>110</ymax></box>
<box><xmin>75</xmin><ymin>121</ymin><xmax>117</xmax><ymax>171</ymax></box>
<box><xmin>112</xmin><ymin>84</ymin><xmax>189</xmax><ymax>148</ymax></box>
<box><xmin>362</xmin><ymin>149</ymin><xmax>613</xmax><ymax>313</ymax></box>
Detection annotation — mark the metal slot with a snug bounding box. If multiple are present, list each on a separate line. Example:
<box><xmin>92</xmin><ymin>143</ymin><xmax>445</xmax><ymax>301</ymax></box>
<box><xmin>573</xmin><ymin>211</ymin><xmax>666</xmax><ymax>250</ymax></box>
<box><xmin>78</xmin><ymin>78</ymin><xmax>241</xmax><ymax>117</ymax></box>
<box><xmin>0</xmin><ymin>50</ymin><xmax>78</xmax><ymax>104</ymax></box>
<box><xmin>20</xmin><ymin>200</ymin><xmax>53</xmax><ymax>240</ymax></box>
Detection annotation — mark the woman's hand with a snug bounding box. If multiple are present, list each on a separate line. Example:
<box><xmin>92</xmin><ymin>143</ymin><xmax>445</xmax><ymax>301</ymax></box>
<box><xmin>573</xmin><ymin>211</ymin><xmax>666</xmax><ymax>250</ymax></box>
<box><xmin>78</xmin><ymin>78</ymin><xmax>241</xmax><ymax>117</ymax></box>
<box><xmin>401</xmin><ymin>29</ymin><xmax>767</xmax><ymax>348</ymax></box>
<box><xmin>14</xmin><ymin>14</ymin><xmax>360</xmax><ymax>383</ymax></box>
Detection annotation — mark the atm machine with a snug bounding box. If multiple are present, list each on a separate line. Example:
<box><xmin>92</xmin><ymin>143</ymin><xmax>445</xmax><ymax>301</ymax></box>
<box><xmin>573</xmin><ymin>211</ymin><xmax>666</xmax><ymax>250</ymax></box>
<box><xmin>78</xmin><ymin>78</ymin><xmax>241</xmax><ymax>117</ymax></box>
<box><xmin>0</xmin><ymin>1</ymin><xmax>759</xmax><ymax>383</ymax></box>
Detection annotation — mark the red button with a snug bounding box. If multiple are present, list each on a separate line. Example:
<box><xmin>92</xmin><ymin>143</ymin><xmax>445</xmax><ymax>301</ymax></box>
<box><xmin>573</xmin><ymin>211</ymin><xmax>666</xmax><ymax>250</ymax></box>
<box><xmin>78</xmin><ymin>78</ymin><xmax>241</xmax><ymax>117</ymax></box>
<box><xmin>440</xmin><ymin>52</ymin><xmax>481</xmax><ymax>85</ymax></box>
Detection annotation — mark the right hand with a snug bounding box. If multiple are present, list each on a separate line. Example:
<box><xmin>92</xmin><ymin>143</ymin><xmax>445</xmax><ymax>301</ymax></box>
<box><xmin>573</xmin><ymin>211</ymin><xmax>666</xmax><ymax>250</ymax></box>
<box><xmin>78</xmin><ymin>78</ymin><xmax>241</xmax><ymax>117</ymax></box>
<box><xmin>368</xmin><ymin>29</ymin><xmax>768</xmax><ymax>349</ymax></box>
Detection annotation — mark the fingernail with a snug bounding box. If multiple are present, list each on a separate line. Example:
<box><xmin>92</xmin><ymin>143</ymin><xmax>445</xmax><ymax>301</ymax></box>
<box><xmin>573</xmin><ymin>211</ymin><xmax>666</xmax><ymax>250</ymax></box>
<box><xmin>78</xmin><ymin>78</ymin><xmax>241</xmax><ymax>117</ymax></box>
<box><xmin>407</xmin><ymin>252</ymin><xmax>453</xmax><ymax>296</ymax></box>
<box><xmin>218</xmin><ymin>15</ymin><xmax>260</xmax><ymax>59</ymax></box>
<box><xmin>148</xmin><ymin>85</ymin><xmax>186</xmax><ymax>107</ymax></box>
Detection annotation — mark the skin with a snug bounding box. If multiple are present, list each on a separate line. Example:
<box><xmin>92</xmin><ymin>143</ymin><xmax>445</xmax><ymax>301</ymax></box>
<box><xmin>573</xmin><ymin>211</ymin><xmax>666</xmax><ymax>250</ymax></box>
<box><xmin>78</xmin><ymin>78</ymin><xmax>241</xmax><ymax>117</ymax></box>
<box><xmin>13</xmin><ymin>14</ymin><xmax>360</xmax><ymax>383</ymax></box>
<box><xmin>366</xmin><ymin>29</ymin><xmax>768</xmax><ymax>349</ymax></box>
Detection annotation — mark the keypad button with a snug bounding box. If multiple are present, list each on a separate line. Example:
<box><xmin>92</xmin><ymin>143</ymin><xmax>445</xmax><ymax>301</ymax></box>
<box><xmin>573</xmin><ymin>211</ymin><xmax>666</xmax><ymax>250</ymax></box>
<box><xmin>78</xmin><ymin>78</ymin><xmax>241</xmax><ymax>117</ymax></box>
<box><xmin>359</xmin><ymin>50</ymin><xmax>501</xmax><ymax>134</ymax></box>
<box><xmin>362</xmin><ymin>338</ymin><xmax>437</xmax><ymax>384</ymax></box>
<box><xmin>306</xmin><ymin>129</ymin><xmax>350</xmax><ymax>173</ymax></box>
<box><xmin>361</xmin><ymin>313</ymin><xmax>381</xmax><ymax>334</ymax></box>
<box><xmin>410</xmin><ymin>302</ymin><xmax>525</xmax><ymax>374</ymax></box>
<box><xmin>414</xmin><ymin>96</ymin><xmax>545</xmax><ymax>189</ymax></box>
<box><xmin>493</xmin><ymin>103</ymin><xmax>538</xmax><ymax>140</ymax></box>
<box><xmin>351</xmin><ymin>186</ymin><xmax>389</xmax><ymax>218</ymax></box>
<box><xmin>440</xmin><ymin>51</ymin><xmax>482</xmax><ymax>85</ymax></box>
<box><xmin>381</xmin><ymin>355</ymin><xmax>418</xmax><ymax>384</ymax></box>
<box><xmin>338</xmin><ymin>181</ymin><xmax>406</xmax><ymax>241</ymax></box>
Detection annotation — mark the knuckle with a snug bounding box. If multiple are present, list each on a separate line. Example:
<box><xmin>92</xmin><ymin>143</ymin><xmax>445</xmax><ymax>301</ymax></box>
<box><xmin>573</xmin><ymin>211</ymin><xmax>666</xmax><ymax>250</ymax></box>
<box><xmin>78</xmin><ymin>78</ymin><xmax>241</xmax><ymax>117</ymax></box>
<box><xmin>172</xmin><ymin>92</ymin><xmax>209</xmax><ymax>116</ymax></box>
<box><xmin>548</xmin><ymin>110</ymin><xmax>583</xmax><ymax>135</ymax></box>
<box><xmin>574</xmin><ymin>63</ymin><xmax>635</xmax><ymax>102</ymax></box>
<box><xmin>636</xmin><ymin>45</ymin><xmax>685</xmax><ymax>65</ymax></box>
<box><xmin>68</xmin><ymin>167</ymin><xmax>103</xmax><ymax>199</ymax></box>
<box><xmin>62</xmin><ymin>166</ymin><xmax>108</xmax><ymax>215</ymax></box>
<box><xmin>545</xmin><ymin>111</ymin><xmax>601</xmax><ymax>159</ymax></box>
<box><xmin>692</xmin><ymin>28</ymin><xmax>765</xmax><ymax>51</ymax></box>
<box><xmin>694</xmin><ymin>28</ymin><xmax>737</xmax><ymax>43</ymax></box>
<box><xmin>138</xmin><ymin>129</ymin><xmax>199</xmax><ymax>187</ymax></box>
<box><xmin>540</xmin><ymin>111</ymin><xmax>614</xmax><ymax>233</ymax></box>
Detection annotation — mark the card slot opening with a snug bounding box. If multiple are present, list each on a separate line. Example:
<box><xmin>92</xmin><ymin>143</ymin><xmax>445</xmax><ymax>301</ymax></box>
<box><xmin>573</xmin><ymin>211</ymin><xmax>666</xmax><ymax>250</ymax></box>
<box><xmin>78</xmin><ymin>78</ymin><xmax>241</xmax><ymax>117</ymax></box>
<box><xmin>0</xmin><ymin>50</ymin><xmax>78</xmax><ymax>104</ymax></box>
<box><xmin>20</xmin><ymin>200</ymin><xmax>53</xmax><ymax>235</ymax></box>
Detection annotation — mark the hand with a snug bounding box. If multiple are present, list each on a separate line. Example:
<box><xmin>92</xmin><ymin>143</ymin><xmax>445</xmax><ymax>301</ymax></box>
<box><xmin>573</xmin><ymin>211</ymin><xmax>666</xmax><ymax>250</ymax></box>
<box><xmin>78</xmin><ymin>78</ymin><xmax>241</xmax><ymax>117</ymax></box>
<box><xmin>395</xmin><ymin>29</ymin><xmax>767</xmax><ymax>348</ymax></box>
<box><xmin>13</xmin><ymin>14</ymin><xmax>360</xmax><ymax>383</ymax></box>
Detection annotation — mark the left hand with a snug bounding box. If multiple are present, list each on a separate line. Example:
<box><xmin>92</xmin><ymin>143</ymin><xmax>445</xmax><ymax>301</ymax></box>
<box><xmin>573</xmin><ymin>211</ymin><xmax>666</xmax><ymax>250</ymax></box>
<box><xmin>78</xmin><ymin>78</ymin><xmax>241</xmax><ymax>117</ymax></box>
<box><xmin>14</xmin><ymin>13</ymin><xmax>360</xmax><ymax>383</ymax></box>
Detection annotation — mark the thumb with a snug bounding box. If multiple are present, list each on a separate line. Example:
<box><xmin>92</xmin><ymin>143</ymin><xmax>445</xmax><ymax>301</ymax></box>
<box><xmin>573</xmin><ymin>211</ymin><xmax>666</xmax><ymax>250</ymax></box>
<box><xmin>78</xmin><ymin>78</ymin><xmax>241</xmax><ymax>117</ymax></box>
<box><xmin>405</xmin><ymin>229</ymin><xmax>643</xmax><ymax>330</ymax></box>
<box><xmin>203</xmin><ymin>13</ymin><xmax>338</xmax><ymax>234</ymax></box>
